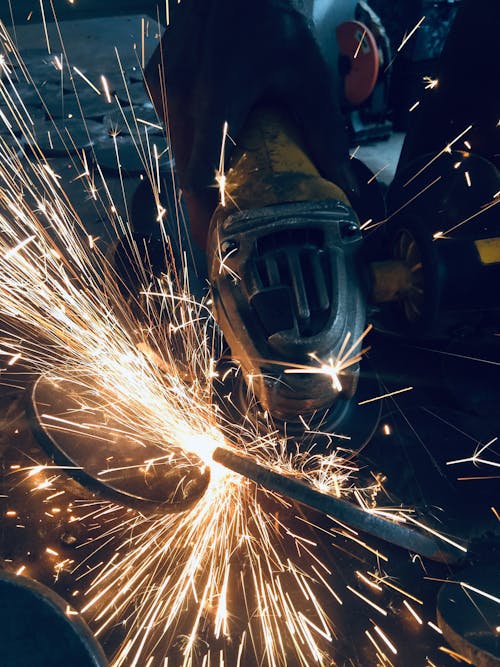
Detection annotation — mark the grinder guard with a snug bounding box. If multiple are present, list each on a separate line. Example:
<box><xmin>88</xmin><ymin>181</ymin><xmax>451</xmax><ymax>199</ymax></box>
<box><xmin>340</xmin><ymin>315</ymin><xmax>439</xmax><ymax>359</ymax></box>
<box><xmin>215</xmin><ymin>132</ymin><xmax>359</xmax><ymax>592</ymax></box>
<box><xmin>208</xmin><ymin>198</ymin><xmax>367</xmax><ymax>423</ymax></box>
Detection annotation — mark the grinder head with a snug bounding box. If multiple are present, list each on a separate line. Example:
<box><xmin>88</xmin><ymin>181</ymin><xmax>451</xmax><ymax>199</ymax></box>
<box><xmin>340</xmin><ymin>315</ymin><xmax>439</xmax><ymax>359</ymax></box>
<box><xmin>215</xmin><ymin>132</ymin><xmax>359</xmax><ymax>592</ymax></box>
<box><xmin>207</xmin><ymin>199</ymin><xmax>367</xmax><ymax>424</ymax></box>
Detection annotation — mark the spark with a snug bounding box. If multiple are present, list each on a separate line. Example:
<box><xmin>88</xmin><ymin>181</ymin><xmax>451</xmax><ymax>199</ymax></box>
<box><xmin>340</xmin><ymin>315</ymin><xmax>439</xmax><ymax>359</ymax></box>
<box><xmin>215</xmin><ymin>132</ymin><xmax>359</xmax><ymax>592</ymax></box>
<box><xmin>100</xmin><ymin>75</ymin><xmax>112</xmax><ymax>103</ymax></box>
<box><xmin>353</xmin><ymin>28</ymin><xmax>367</xmax><ymax>59</ymax></box>
<box><xmin>7</xmin><ymin>352</ymin><xmax>21</xmax><ymax>365</ymax></box>
<box><xmin>438</xmin><ymin>646</ymin><xmax>473</xmax><ymax>663</ymax></box>
<box><xmin>137</xmin><ymin>118</ymin><xmax>163</xmax><ymax>130</ymax></box>
<box><xmin>141</xmin><ymin>17</ymin><xmax>146</xmax><ymax>69</ymax></box>
<box><xmin>367</xmin><ymin>573</ymin><xmax>423</xmax><ymax>605</ymax></box>
<box><xmin>459</xmin><ymin>581</ymin><xmax>500</xmax><ymax>605</ymax></box>
<box><xmin>73</xmin><ymin>67</ymin><xmax>101</xmax><ymax>95</ymax></box>
<box><xmin>356</xmin><ymin>570</ymin><xmax>382</xmax><ymax>591</ymax></box>
<box><xmin>358</xmin><ymin>386</ymin><xmax>413</xmax><ymax>406</ymax></box>
<box><xmin>397</xmin><ymin>17</ymin><xmax>426</xmax><ymax>52</ymax></box>
<box><xmin>440</xmin><ymin>195</ymin><xmax>499</xmax><ymax>236</ymax></box>
<box><xmin>350</xmin><ymin>145</ymin><xmax>361</xmax><ymax>160</ymax></box>
<box><xmin>4</xmin><ymin>235</ymin><xmax>36</xmax><ymax>260</ymax></box>
<box><xmin>404</xmin><ymin>517</ymin><xmax>467</xmax><ymax>553</ymax></box>
<box><xmin>216</xmin><ymin>121</ymin><xmax>229</xmax><ymax>207</ymax></box>
<box><xmin>373</xmin><ymin>625</ymin><xmax>397</xmax><ymax>654</ymax></box>
<box><xmin>403</xmin><ymin>600</ymin><xmax>423</xmax><ymax>624</ymax></box>
<box><xmin>39</xmin><ymin>0</ymin><xmax>51</xmax><ymax>54</ymax></box>
<box><xmin>367</xmin><ymin>164</ymin><xmax>389</xmax><ymax>184</ymax></box>
<box><xmin>364</xmin><ymin>175</ymin><xmax>442</xmax><ymax>231</ymax></box>
<box><xmin>423</xmin><ymin>77</ymin><xmax>438</xmax><ymax>90</ymax></box>
<box><xmin>403</xmin><ymin>125</ymin><xmax>473</xmax><ymax>188</ymax></box>
<box><xmin>285</xmin><ymin>326</ymin><xmax>372</xmax><ymax>392</ymax></box>
<box><xmin>154</xmin><ymin>142</ymin><xmax>161</xmax><ymax>195</ymax></box>
<box><xmin>447</xmin><ymin>437</ymin><xmax>499</xmax><ymax>468</ymax></box>
<box><xmin>346</xmin><ymin>585</ymin><xmax>388</xmax><ymax>616</ymax></box>
<box><xmin>410</xmin><ymin>344</ymin><xmax>500</xmax><ymax>368</ymax></box>
<box><xmin>46</xmin><ymin>490</ymin><xmax>65</xmax><ymax>500</ymax></box>
<box><xmin>427</xmin><ymin>621</ymin><xmax>442</xmax><ymax>635</ymax></box>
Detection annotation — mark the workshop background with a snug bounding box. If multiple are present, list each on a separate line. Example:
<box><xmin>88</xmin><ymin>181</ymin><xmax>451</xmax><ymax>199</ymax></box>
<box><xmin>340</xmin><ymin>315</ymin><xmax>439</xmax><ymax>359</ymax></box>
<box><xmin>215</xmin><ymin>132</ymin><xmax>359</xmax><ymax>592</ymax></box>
<box><xmin>0</xmin><ymin>1</ymin><xmax>498</xmax><ymax>666</ymax></box>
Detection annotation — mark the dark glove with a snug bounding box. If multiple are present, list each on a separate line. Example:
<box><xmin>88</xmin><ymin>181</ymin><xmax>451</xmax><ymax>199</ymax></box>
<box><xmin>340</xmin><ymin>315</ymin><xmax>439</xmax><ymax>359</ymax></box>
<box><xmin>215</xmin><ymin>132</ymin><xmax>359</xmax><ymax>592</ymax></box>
<box><xmin>145</xmin><ymin>0</ymin><xmax>357</xmax><ymax>247</ymax></box>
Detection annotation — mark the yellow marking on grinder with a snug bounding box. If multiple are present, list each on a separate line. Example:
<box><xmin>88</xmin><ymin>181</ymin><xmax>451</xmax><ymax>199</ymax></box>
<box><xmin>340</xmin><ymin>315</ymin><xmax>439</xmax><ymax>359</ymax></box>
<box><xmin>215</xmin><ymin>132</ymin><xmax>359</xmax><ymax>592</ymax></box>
<box><xmin>475</xmin><ymin>238</ymin><xmax>500</xmax><ymax>265</ymax></box>
<box><xmin>225</xmin><ymin>106</ymin><xmax>351</xmax><ymax>210</ymax></box>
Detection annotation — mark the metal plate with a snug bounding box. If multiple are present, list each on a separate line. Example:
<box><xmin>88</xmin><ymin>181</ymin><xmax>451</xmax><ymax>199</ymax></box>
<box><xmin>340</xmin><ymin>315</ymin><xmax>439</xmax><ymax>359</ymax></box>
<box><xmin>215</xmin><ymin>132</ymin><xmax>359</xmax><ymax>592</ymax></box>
<box><xmin>27</xmin><ymin>372</ymin><xmax>210</xmax><ymax>514</ymax></box>
<box><xmin>0</xmin><ymin>570</ymin><xmax>108</xmax><ymax>667</ymax></box>
<box><xmin>437</xmin><ymin>566</ymin><xmax>500</xmax><ymax>666</ymax></box>
<box><xmin>92</xmin><ymin>135</ymin><xmax>170</xmax><ymax>175</ymax></box>
<box><xmin>31</xmin><ymin>119</ymin><xmax>102</xmax><ymax>156</ymax></box>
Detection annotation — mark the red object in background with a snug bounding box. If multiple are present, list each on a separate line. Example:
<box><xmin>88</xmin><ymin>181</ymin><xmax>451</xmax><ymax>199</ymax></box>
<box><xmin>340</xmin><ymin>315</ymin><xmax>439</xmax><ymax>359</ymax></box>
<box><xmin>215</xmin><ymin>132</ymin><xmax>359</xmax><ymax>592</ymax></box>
<box><xmin>336</xmin><ymin>20</ymin><xmax>379</xmax><ymax>106</ymax></box>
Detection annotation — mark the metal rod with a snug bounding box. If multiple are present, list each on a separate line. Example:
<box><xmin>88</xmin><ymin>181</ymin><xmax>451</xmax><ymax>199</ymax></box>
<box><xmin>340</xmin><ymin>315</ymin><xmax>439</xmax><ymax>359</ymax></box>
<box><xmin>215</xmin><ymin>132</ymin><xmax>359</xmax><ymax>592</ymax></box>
<box><xmin>213</xmin><ymin>447</ymin><xmax>466</xmax><ymax>564</ymax></box>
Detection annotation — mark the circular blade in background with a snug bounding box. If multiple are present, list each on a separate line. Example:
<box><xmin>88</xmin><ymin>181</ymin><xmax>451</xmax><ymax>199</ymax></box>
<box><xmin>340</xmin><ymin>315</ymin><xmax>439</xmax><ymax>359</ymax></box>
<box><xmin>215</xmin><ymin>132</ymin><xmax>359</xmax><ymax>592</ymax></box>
<box><xmin>437</xmin><ymin>566</ymin><xmax>500</xmax><ymax>666</ymax></box>
<box><xmin>336</xmin><ymin>20</ymin><xmax>379</xmax><ymax>106</ymax></box>
<box><xmin>0</xmin><ymin>570</ymin><xmax>108</xmax><ymax>667</ymax></box>
<box><xmin>27</xmin><ymin>372</ymin><xmax>210</xmax><ymax>514</ymax></box>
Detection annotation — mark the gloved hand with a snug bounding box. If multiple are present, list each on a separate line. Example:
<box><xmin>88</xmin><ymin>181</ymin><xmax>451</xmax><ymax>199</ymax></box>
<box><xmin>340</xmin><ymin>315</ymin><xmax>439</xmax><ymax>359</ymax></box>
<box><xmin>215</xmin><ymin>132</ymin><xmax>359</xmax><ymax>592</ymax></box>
<box><xmin>145</xmin><ymin>0</ymin><xmax>357</xmax><ymax>247</ymax></box>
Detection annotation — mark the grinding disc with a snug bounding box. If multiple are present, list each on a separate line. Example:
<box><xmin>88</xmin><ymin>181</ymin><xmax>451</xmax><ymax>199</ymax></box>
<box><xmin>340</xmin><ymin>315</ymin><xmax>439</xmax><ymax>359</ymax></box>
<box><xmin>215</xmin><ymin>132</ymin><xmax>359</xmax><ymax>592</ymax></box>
<box><xmin>214</xmin><ymin>359</ymin><xmax>382</xmax><ymax>454</ymax></box>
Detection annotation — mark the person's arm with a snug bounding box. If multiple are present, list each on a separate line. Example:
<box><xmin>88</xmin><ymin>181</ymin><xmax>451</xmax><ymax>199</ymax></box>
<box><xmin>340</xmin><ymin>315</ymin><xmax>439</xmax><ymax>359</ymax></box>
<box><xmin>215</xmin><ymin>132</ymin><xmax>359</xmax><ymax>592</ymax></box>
<box><xmin>145</xmin><ymin>0</ymin><xmax>356</xmax><ymax>246</ymax></box>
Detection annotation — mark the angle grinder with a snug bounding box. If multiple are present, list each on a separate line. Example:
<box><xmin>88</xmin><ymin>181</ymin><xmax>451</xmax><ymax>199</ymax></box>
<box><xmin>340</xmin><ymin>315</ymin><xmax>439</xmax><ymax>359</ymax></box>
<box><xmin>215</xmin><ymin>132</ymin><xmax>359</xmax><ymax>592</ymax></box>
<box><xmin>206</xmin><ymin>104</ymin><xmax>418</xmax><ymax>441</ymax></box>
